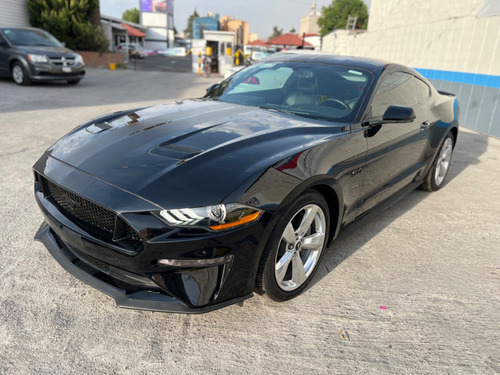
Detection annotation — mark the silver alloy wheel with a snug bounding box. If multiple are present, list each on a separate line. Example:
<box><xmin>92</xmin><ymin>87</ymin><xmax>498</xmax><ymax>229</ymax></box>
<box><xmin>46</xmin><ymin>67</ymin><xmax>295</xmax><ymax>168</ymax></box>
<box><xmin>274</xmin><ymin>203</ymin><xmax>326</xmax><ymax>291</ymax></box>
<box><xmin>435</xmin><ymin>137</ymin><xmax>453</xmax><ymax>186</ymax></box>
<box><xmin>12</xmin><ymin>65</ymin><xmax>24</xmax><ymax>84</ymax></box>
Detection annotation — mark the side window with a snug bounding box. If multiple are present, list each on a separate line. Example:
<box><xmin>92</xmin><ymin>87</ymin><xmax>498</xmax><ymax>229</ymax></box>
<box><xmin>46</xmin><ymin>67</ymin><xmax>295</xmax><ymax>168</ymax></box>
<box><xmin>370</xmin><ymin>72</ymin><xmax>419</xmax><ymax>117</ymax></box>
<box><xmin>414</xmin><ymin>77</ymin><xmax>430</xmax><ymax>103</ymax></box>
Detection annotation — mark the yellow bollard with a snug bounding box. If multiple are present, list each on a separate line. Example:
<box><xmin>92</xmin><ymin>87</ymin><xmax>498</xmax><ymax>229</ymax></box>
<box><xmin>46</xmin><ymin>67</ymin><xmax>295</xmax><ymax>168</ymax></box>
<box><xmin>109</xmin><ymin>63</ymin><xmax>116</xmax><ymax>71</ymax></box>
<box><xmin>198</xmin><ymin>51</ymin><xmax>201</xmax><ymax>75</ymax></box>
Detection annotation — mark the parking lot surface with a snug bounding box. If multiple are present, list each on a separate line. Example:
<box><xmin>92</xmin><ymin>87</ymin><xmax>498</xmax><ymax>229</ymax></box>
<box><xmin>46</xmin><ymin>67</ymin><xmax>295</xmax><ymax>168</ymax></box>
<box><xmin>0</xmin><ymin>69</ymin><xmax>499</xmax><ymax>374</ymax></box>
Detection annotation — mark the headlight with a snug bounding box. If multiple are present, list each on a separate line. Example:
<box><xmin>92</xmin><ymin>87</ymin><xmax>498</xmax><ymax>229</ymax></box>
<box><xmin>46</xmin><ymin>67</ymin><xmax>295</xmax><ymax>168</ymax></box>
<box><xmin>159</xmin><ymin>204</ymin><xmax>262</xmax><ymax>231</ymax></box>
<box><xmin>27</xmin><ymin>54</ymin><xmax>49</xmax><ymax>63</ymax></box>
<box><xmin>75</xmin><ymin>54</ymin><xmax>84</xmax><ymax>64</ymax></box>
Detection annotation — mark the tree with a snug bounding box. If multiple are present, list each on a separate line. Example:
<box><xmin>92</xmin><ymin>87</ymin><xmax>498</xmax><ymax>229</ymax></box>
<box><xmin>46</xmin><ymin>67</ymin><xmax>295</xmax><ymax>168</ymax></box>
<box><xmin>290</xmin><ymin>27</ymin><xmax>296</xmax><ymax>33</ymax></box>
<box><xmin>317</xmin><ymin>0</ymin><xmax>368</xmax><ymax>37</ymax></box>
<box><xmin>269</xmin><ymin>26</ymin><xmax>283</xmax><ymax>40</ymax></box>
<box><xmin>28</xmin><ymin>0</ymin><xmax>108</xmax><ymax>51</ymax></box>
<box><xmin>183</xmin><ymin>9</ymin><xmax>199</xmax><ymax>39</ymax></box>
<box><xmin>122</xmin><ymin>8</ymin><xmax>139</xmax><ymax>24</ymax></box>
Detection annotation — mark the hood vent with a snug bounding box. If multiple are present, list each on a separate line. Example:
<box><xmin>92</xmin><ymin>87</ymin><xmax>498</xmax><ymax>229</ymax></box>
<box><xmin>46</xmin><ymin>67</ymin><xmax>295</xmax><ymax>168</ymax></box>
<box><xmin>149</xmin><ymin>143</ymin><xmax>202</xmax><ymax>160</ymax></box>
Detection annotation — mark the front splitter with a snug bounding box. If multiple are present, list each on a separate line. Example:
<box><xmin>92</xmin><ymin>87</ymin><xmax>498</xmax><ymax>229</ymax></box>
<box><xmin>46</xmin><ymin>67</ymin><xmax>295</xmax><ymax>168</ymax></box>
<box><xmin>34</xmin><ymin>222</ymin><xmax>252</xmax><ymax>314</ymax></box>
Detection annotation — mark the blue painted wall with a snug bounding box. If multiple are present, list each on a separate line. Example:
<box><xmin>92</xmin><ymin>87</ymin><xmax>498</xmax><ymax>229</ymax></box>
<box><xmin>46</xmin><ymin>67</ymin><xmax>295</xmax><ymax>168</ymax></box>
<box><xmin>415</xmin><ymin>68</ymin><xmax>500</xmax><ymax>138</ymax></box>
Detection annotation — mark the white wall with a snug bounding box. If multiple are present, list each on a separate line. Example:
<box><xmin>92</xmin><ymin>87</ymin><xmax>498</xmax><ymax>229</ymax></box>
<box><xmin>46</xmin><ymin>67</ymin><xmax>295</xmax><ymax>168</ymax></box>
<box><xmin>0</xmin><ymin>0</ymin><xmax>29</xmax><ymax>27</ymax></box>
<box><xmin>322</xmin><ymin>0</ymin><xmax>500</xmax><ymax>136</ymax></box>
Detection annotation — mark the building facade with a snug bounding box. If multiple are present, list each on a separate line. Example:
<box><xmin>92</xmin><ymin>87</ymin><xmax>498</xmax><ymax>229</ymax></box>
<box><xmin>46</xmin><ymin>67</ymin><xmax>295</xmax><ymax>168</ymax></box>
<box><xmin>193</xmin><ymin>16</ymin><xmax>219</xmax><ymax>40</ymax></box>
<box><xmin>300</xmin><ymin>3</ymin><xmax>321</xmax><ymax>36</ymax></box>
<box><xmin>220</xmin><ymin>16</ymin><xmax>249</xmax><ymax>46</ymax></box>
<box><xmin>322</xmin><ymin>0</ymin><xmax>500</xmax><ymax>137</ymax></box>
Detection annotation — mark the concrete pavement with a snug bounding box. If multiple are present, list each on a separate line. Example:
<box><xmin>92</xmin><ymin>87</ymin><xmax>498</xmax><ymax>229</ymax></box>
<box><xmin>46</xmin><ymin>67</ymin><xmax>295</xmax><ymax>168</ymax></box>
<box><xmin>0</xmin><ymin>68</ymin><xmax>499</xmax><ymax>374</ymax></box>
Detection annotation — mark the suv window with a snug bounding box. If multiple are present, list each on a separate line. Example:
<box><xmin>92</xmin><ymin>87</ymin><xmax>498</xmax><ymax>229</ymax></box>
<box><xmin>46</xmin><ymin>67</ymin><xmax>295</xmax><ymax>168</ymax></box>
<box><xmin>371</xmin><ymin>71</ymin><xmax>420</xmax><ymax>117</ymax></box>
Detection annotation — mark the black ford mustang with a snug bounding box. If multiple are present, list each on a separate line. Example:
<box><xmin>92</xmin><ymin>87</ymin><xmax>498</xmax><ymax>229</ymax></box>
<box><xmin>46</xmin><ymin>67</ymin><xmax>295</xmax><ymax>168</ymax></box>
<box><xmin>34</xmin><ymin>52</ymin><xmax>459</xmax><ymax>313</ymax></box>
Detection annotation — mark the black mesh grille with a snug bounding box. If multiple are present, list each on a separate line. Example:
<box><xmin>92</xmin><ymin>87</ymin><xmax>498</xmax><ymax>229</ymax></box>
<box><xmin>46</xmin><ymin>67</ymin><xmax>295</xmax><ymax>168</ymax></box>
<box><xmin>42</xmin><ymin>177</ymin><xmax>142</xmax><ymax>252</ymax></box>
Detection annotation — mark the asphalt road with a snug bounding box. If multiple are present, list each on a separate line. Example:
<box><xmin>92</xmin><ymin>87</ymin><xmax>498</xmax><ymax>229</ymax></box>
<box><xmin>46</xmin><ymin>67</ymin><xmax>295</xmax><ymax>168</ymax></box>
<box><xmin>0</xmin><ymin>69</ymin><xmax>499</xmax><ymax>374</ymax></box>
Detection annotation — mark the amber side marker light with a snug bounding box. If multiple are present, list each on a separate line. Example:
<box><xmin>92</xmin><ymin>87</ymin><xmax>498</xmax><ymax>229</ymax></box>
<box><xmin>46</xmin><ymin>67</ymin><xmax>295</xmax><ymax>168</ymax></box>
<box><xmin>209</xmin><ymin>211</ymin><xmax>262</xmax><ymax>231</ymax></box>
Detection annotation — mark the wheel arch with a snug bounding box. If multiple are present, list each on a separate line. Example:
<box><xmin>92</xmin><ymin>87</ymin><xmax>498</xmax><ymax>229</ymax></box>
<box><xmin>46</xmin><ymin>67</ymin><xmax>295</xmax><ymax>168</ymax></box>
<box><xmin>449</xmin><ymin>126</ymin><xmax>458</xmax><ymax>147</ymax></box>
<box><xmin>274</xmin><ymin>175</ymin><xmax>344</xmax><ymax>245</ymax></box>
<box><xmin>9</xmin><ymin>55</ymin><xmax>29</xmax><ymax>71</ymax></box>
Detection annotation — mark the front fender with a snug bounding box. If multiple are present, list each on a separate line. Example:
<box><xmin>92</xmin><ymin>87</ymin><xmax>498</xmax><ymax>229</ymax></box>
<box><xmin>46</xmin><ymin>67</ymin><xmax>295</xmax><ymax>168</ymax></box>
<box><xmin>9</xmin><ymin>54</ymin><xmax>30</xmax><ymax>72</ymax></box>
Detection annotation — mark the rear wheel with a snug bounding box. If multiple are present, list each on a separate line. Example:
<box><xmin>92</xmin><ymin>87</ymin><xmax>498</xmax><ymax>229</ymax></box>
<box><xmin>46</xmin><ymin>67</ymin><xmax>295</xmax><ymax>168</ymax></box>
<box><xmin>257</xmin><ymin>190</ymin><xmax>329</xmax><ymax>301</ymax></box>
<box><xmin>421</xmin><ymin>133</ymin><xmax>455</xmax><ymax>191</ymax></box>
<box><xmin>11</xmin><ymin>62</ymin><xmax>31</xmax><ymax>86</ymax></box>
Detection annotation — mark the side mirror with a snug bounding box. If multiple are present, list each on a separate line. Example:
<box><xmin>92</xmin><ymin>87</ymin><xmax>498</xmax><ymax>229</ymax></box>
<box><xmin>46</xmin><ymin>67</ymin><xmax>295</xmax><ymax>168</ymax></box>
<box><xmin>382</xmin><ymin>105</ymin><xmax>416</xmax><ymax>122</ymax></box>
<box><xmin>366</xmin><ymin>105</ymin><xmax>416</xmax><ymax>127</ymax></box>
<box><xmin>206</xmin><ymin>83</ymin><xmax>220</xmax><ymax>93</ymax></box>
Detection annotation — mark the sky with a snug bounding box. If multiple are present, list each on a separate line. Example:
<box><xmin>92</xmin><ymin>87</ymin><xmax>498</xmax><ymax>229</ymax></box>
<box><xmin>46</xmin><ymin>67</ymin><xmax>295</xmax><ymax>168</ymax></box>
<box><xmin>100</xmin><ymin>0</ymin><xmax>371</xmax><ymax>39</ymax></box>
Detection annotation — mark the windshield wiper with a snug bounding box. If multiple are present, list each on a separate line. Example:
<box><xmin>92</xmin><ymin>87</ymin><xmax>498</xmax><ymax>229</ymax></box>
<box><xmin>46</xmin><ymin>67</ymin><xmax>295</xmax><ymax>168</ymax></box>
<box><xmin>259</xmin><ymin>105</ymin><xmax>336</xmax><ymax>122</ymax></box>
<box><xmin>259</xmin><ymin>106</ymin><xmax>297</xmax><ymax>116</ymax></box>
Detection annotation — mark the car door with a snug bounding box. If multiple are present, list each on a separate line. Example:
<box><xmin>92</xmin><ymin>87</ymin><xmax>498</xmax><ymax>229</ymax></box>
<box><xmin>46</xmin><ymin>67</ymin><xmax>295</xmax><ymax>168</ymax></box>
<box><xmin>0</xmin><ymin>32</ymin><xmax>10</xmax><ymax>76</ymax></box>
<box><xmin>355</xmin><ymin>70</ymin><xmax>431</xmax><ymax>216</ymax></box>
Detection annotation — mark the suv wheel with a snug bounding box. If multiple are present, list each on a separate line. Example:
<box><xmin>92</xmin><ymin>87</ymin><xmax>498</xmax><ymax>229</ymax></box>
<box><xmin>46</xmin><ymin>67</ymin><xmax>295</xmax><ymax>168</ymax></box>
<box><xmin>11</xmin><ymin>62</ymin><xmax>31</xmax><ymax>86</ymax></box>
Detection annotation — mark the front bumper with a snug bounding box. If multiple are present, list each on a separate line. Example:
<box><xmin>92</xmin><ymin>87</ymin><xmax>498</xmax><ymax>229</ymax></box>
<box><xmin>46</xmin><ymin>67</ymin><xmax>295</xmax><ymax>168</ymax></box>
<box><xmin>33</xmin><ymin>155</ymin><xmax>272</xmax><ymax>313</ymax></box>
<box><xmin>35</xmin><ymin>222</ymin><xmax>251</xmax><ymax>313</ymax></box>
<box><xmin>29</xmin><ymin>62</ymin><xmax>85</xmax><ymax>82</ymax></box>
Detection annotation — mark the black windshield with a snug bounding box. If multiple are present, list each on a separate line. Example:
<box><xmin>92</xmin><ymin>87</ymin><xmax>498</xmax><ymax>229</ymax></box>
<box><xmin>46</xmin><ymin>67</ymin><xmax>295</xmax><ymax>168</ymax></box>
<box><xmin>3</xmin><ymin>28</ymin><xmax>63</xmax><ymax>47</ymax></box>
<box><xmin>206</xmin><ymin>61</ymin><xmax>373</xmax><ymax>123</ymax></box>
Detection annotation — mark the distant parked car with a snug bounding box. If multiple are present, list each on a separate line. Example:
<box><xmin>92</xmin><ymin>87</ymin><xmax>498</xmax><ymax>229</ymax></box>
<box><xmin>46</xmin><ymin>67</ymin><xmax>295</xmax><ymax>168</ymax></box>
<box><xmin>115</xmin><ymin>43</ymin><xmax>152</xmax><ymax>58</ymax></box>
<box><xmin>0</xmin><ymin>27</ymin><xmax>85</xmax><ymax>85</ymax></box>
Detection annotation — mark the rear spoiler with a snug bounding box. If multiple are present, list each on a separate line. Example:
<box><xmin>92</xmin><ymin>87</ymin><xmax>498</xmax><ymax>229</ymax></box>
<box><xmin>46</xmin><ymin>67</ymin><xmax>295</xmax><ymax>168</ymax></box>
<box><xmin>437</xmin><ymin>90</ymin><xmax>455</xmax><ymax>97</ymax></box>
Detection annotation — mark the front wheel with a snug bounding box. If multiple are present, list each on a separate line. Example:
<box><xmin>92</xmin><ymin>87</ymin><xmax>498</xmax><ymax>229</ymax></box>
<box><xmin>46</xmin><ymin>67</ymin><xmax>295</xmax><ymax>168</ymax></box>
<box><xmin>421</xmin><ymin>133</ymin><xmax>455</xmax><ymax>191</ymax></box>
<box><xmin>11</xmin><ymin>62</ymin><xmax>31</xmax><ymax>86</ymax></box>
<box><xmin>67</xmin><ymin>80</ymin><xmax>81</xmax><ymax>85</ymax></box>
<box><xmin>256</xmin><ymin>190</ymin><xmax>330</xmax><ymax>301</ymax></box>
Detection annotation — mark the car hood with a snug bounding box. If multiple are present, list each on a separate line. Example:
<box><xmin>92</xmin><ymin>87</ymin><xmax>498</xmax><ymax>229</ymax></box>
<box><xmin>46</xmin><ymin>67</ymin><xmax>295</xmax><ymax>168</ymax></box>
<box><xmin>16</xmin><ymin>45</ymin><xmax>78</xmax><ymax>57</ymax></box>
<box><xmin>46</xmin><ymin>100</ymin><xmax>345</xmax><ymax>209</ymax></box>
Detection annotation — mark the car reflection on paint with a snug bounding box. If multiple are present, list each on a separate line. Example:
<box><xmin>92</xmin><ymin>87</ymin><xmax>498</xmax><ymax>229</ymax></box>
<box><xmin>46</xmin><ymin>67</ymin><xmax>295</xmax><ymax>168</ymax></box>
<box><xmin>33</xmin><ymin>51</ymin><xmax>459</xmax><ymax>313</ymax></box>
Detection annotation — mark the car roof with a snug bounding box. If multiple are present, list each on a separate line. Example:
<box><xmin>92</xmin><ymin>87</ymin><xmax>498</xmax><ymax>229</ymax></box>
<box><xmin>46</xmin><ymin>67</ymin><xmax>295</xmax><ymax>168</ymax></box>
<box><xmin>0</xmin><ymin>27</ymin><xmax>42</xmax><ymax>31</ymax></box>
<box><xmin>263</xmin><ymin>51</ymin><xmax>391</xmax><ymax>74</ymax></box>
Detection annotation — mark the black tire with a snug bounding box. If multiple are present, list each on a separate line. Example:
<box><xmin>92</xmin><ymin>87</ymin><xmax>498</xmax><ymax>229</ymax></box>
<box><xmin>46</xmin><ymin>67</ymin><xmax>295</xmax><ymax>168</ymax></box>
<box><xmin>256</xmin><ymin>190</ymin><xmax>330</xmax><ymax>301</ymax></box>
<box><xmin>421</xmin><ymin>133</ymin><xmax>455</xmax><ymax>191</ymax></box>
<box><xmin>67</xmin><ymin>80</ymin><xmax>81</xmax><ymax>85</ymax></box>
<box><xmin>11</xmin><ymin>62</ymin><xmax>31</xmax><ymax>86</ymax></box>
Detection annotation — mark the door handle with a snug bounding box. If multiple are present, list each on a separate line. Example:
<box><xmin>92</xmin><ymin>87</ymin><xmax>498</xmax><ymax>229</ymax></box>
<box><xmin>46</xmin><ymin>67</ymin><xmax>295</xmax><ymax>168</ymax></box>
<box><xmin>420</xmin><ymin>120</ymin><xmax>431</xmax><ymax>129</ymax></box>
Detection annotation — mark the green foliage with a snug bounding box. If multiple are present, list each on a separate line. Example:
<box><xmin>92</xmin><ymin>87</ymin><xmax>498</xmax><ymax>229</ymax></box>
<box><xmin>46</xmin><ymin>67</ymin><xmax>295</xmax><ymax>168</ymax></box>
<box><xmin>183</xmin><ymin>9</ymin><xmax>199</xmax><ymax>39</ymax></box>
<box><xmin>317</xmin><ymin>0</ymin><xmax>369</xmax><ymax>37</ymax></box>
<box><xmin>269</xmin><ymin>26</ymin><xmax>283</xmax><ymax>40</ymax></box>
<box><xmin>290</xmin><ymin>27</ymin><xmax>296</xmax><ymax>33</ymax></box>
<box><xmin>28</xmin><ymin>0</ymin><xmax>108</xmax><ymax>51</ymax></box>
<box><xmin>122</xmin><ymin>8</ymin><xmax>139</xmax><ymax>24</ymax></box>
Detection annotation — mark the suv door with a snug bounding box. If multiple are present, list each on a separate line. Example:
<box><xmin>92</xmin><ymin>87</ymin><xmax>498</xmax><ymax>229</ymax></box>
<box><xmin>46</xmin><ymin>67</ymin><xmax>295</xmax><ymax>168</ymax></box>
<box><xmin>0</xmin><ymin>32</ymin><xmax>10</xmax><ymax>76</ymax></box>
<box><xmin>356</xmin><ymin>70</ymin><xmax>432</xmax><ymax>215</ymax></box>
